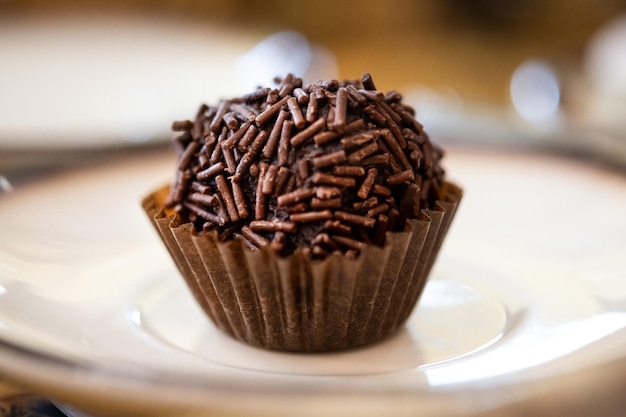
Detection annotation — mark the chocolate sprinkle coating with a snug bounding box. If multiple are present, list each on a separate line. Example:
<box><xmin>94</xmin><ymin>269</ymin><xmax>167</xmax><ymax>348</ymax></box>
<box><xmin>167</xmin><ymin>73</ymin><xmax>446</xmax><ymax>258</ymax></box>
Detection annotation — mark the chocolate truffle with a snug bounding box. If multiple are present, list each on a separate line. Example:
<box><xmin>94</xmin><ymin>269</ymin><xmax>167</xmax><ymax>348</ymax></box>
<box><xmin>165</xmin><ymin>73</ymin><xmax>445</xmax><ymax>259</ymax></box>
<box><xmin>143</xmin><ymin>73</ymin><xmax>461</xmax><ymax>351</ymax></box>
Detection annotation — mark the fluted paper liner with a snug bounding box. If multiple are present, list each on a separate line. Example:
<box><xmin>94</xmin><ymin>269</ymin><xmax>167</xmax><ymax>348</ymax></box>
<box><xmin>142</xmin><ymin>182</ymin><xmax>462</xmax><ymax>352</ymax></box>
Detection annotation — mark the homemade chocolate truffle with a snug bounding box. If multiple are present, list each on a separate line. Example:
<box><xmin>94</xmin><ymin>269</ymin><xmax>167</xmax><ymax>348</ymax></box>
<box><xmin>165</xmin><ymin>73</ymin><xmax>446</xmax><ymax>259</ymax></box>
<box><xmin>143</xmin><ymin>73</ymin><xmax>462</xmax><ymax>351</ymax></box>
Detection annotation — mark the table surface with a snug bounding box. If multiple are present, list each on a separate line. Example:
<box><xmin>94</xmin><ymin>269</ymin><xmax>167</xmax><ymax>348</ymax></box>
<box><xmin>0</xmin><ymin>381</ymin><xmax>66</xmax><ymax>417</ymax></box>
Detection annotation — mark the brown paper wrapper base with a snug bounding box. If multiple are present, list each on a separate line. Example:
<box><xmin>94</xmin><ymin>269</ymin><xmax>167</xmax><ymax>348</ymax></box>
<box><xmin>142</xmin><ymin>183</ymin><xmax>462</xmax><ymax>352</ymax></box>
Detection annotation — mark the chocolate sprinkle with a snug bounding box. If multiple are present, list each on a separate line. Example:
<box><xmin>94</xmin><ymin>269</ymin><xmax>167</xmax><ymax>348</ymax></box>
<box><xmin>277</xmin><ymin>120</ymin><xmax>292</xmax><ymax>166</ymax></box>
<box><xmin>332</xmin><ymin>235</ymin><xmax>368</xmax><ymax>251</ymax></box>
<box><xmin>386</xmin><ymin>169</ymin><xmax>415</xmax><ymax>185</ymax></box>
<box><xmin>184</xmin><ymin>201</ymin><xmax>224</xmax><ymax>226</ymax></box>
<box><xmin>353</xmin><ymin>196</ymin><xmax>378</xmax><ymax>211</ymax></box>
<box><xmin>255</xmin><ymin>162</ymin><xmax>268</xmax><ymax>220</ymax></box>
<box><xmin>361</xmin><ymin>72</ymin><xmax>377</xmax><ymax>90</ymax></box>
<box><xmin>333</xmin><ymin>165</ymin><xmax>365</xmax><ymax>177</ymax></box>
<box><xmin>221</xmin><ymin>120</ymin><xmax>252</xmax><ymax>150</ymax></box>
<box><xmin>215</xmin><ymin>174</ymin><xmax>239</xmax><ymax>223</ymax></box>
<box><xmin>250</xmin><ymin>220</ymin><xmax>297</xmax><ymax>233</ymax></box>
<box><xmin>189</xmin><ymin>192</ymin><xmax>218</xmax><ymax>207</ymax></box>
<box><xmin>273</xmin><ymin>166</ymin><xmax>291</xmax><ymax>196</ymax></box>
<box><xmin>334</xmin><ymin>211</ymin><xmax>376</xmax><ymax>228</ymax></box>
<box><xmin>262</xmin><ymin>110</ymin><xmax>288</xmax><ymax>159</ymax></box>
<box><xmin>347</xmin><ymin>141</ymin><xmax>378</xmax><ymax>164</ymax></box>
<box><xmin>241</xmin><ymin>226</ymin><xmax>270</xmax><ymax>247</ymax></box>
<box><xmin>237</xmin><ymin>123</ymin><xmax>258</xmax><ymax>152</ymax></box>
<box><xmin>209</xmin><ymin>100</ymin><xmax>229</xmax><ymax>134</ymax></box>
<box><xmin>357</xmin><ymin>168</ymin><xmax>377</xmax><ymax>199</ymax></box>
<box><xmin>290</xmin><ymin>210</ymin><xmax>333</xmax><ymax>223</ymax></box>
<box><xmin>313</xmin><ymin>130</ymin><xmax>340</xmax><ymax>146</ymax></box>
<box><xmin>277</xmin><ymin>187</ymin><xmax>315</xmax><ymax>206</ymax></box>
<box><xmin>290</xmin><ymin>117</ymin><xmax>326</xmax><ymax>147</ymax></box>
<box><xmin>232</xmin><ymin>180</ymin><xmax>249</xmax><ymax>219</ymax></box>
<box><xmin>255</xmin><ymin>96</ymin><xmax>289</xmax><ymax>126</ymax></box>
<box><xmin>312</xmin><ymin>172</ymin><xmax>356</xmax><ymax>187</ymax></box>
<box><xmin>166</xmin><ymin>73</ymin><xmax>446</xmax><ymax>258</ymax></box>
<box><xmin>262</xmin><ymin>164</ymin><xmax>278</xmax><ymax>195</ymax></box>
<box><xmin>323</xmin><ymin>219</ymin><xmax>352</xmax><ymax>235</ymax></box>
<box><xmin>311</xmin><ymin>150</ymin><xmax>347</xmax><ymax>169</ymax></box>
<box><xmin>287</xmin><ymin>96</ymin><xmax>306</xmax><ymax>129</ymax></box>
<box><xmin>172</xmin><ymin>119</ymin><xmax>193</xmax><ymax>131</ymax></box>
<box><xmin>334</xmin><ymin>87</ymin><xmax>348</xmax><ymax>128</ymax></box>
<box><xmin>293</xmin><ymin>87</ymin><xmax>309</xmax><ymax>104</ymax></box>
<box><xmin>305</xmin><ymin>92</ymin><xmax>319</xmax><ymax>123</ymax></box>
<box><xmin>311</xmin><ymin>197</ymin><xmax>342</xmax><ymax>209</ymax></box>
<box><xmin>196</xmin><ymin>162</ymin><xmax>225</xmax><ymax>180</ymax></box>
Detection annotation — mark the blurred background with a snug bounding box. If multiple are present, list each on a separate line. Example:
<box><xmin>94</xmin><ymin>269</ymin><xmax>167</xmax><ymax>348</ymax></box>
<box><xmin>2</xmin><ymin>0</ymin><xmax>626</xmax><ymax>172</ymax></box>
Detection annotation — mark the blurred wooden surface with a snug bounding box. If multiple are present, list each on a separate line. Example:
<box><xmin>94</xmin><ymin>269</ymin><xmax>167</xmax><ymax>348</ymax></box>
<box><xmin>2</xmin><ymin>0</ymin><xmax>626</xmax><ymax>104</ymax></box>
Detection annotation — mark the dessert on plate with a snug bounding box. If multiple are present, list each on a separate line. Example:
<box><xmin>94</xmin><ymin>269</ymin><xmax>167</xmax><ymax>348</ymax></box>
<box><xmin>142</xmin><ymin>73</ymin><xmax>462</xmax><ymax>351</ymax></box>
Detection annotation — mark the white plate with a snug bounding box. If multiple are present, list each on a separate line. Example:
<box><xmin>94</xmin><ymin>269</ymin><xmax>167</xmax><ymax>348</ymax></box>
<box><xmin>0</xmin><ymin>149</ymin><xmax>625</xmax><ymax>416</ymax></box>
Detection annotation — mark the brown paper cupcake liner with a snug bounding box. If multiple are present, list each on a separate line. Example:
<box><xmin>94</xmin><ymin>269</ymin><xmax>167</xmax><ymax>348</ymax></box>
<box><xmin>142</xmin><ymin>182</ymin><xmax>462</xmax><ymax>352</ymax></box>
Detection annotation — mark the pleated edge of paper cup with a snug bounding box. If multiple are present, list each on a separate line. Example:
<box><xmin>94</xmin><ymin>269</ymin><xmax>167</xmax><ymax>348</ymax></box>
<box><xmin>141</xmin><ymin>182</ymin><xmax>462</xmax><ymax>352</ymax></box>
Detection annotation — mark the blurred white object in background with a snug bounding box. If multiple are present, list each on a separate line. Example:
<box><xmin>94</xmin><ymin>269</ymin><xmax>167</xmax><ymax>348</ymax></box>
<box><xmin>585</xmin><ymin>14</ymin><xmax>626</xmax><ymax>97</ymax></box>
<box><xmin>510</xmin><ymin>60</ymin><xmax>561</xmax><ymax>124</ymax></box>
<box><xmin>0</xmin><ymin>15</ymin><xmax>294</xmax><ymax>150</ymax></box>
<box><xmin>0</xmin><ymin>14</ymin><xmax>255</xmax><ymax>148</ymax></box>
<box><xmin>402</xmin><ymin>22</ymin><xmax>626</xmax><ymax>168</ymax></box>
<box><xmin>0</xmin><ymin>16</ymin><xmax>338</xmax><ymax>151</ymax></box>
<box><xmin>583</xmin><ymin>13</ymin><xmax>626</xmax><ymax>131</ymax></box>
<box><xmin>233</xmin><ymin>31</ymin><xmax>338</xmax><ymax>93</ymax></box>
